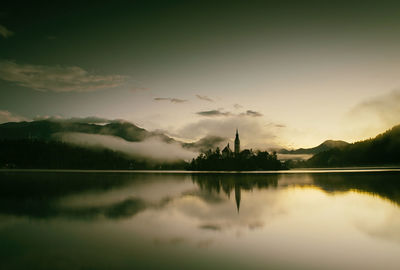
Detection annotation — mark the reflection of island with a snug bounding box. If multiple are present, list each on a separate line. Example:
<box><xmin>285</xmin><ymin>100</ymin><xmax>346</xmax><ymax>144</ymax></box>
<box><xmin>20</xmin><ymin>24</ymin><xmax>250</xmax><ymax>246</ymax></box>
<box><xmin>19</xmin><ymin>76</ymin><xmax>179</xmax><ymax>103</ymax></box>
<box><xmin>192</xmin><ymin>172</ymin><xmax>400</xmax><ymax>212</ymax></box>
<box><xmin>192</xmin><ymin>174</ymin><xmax>279</xmax><ymax>212</ymax></box>
<box><xmin>188</xmin><ymin>130</ymin><xmax>285</xmax><ymax>171</ymax></box>
<box><xmin>1</xmin><ymin>171</ymin><xmax>400</xmax><ymax>220</ymax></box>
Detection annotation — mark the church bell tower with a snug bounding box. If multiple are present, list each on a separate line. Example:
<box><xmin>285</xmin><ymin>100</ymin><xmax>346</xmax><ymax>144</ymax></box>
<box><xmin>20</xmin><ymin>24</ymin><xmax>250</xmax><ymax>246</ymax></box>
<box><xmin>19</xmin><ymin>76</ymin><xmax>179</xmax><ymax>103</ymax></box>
<box><xmin>234</xmin><ymin>129</ymin><xmax>240</xmax><ymax>155</ymax></box>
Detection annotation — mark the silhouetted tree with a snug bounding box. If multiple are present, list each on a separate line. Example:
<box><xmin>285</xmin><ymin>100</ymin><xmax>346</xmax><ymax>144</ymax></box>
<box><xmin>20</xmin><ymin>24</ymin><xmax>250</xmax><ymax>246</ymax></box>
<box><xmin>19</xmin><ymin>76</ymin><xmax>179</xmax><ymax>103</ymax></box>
<box><xmin>187</xmin><ymin>148</ymin><xmax>285</xmax><ymax>171</ymax></box>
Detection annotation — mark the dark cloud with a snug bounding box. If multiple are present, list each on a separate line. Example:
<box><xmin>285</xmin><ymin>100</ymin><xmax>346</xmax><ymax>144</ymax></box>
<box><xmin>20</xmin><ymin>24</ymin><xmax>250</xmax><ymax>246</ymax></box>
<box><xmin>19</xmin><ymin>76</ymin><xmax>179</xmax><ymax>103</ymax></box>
<box><xmin>0</xmin><ymin>60</ymin><xmax>127</xmax><ymax>92</ymax></box>
<box><xmin>241</xmin><ymin>110</ymin><xmax>263</xmax><ymax>117</ymax></box>
<box><xmin>154</xmin><ymin>97</ymin><xmax>188</xmax><ymax>103</ymax></box>
<box><xmin>130</xmin><ymin>86</ymin><xmax>149</xmax><ymax>92</ymax></box>
<box><xmin>0</xmin><ymin>24</ymin><xmax>13</xmax><ymax>38</ymax></box>
<box><xmin>233</xmin><ymin>104</ymin><xmax>242</xmax><ymax>109</ymax></box>
<box><xmin>275</xmin><ymin>124</ymin><xmax>286</xmax><ymax>128</ymax></box>
<box><xmin>197</xmin><ymin>109</ymin><xmax>263</xmax><ymax>118</ymax></box>
<box><xmin>196</xmin><ymin>109</ymin><xmax>231</xmax><ymax>117</ymax></box>
<box><xmin>196</xmin><ymin>95</ymin><xmax>213</xmax><ymax>102</ymax></box>
<box><xmin>199</xmin><ymin>224</ymin><xmax>222</xmax><ymax>231</ymax></box>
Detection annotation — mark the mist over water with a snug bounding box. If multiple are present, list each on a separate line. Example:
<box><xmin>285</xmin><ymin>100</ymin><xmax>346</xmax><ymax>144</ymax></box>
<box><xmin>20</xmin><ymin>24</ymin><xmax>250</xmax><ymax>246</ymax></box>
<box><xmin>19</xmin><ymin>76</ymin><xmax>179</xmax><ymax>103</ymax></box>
<box><xmin>1</xmin><ymin>170</ymin><xmax>400</xmax><ymax>270</ymax></box>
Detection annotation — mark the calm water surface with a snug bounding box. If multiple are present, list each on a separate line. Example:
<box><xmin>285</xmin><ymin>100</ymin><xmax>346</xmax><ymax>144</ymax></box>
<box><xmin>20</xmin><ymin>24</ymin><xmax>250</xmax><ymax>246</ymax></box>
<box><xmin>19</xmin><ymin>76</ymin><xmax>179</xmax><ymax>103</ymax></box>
<box><xmin>1</xmin><ymin>170</ymin><xmax>400</xmax><ymax>270</ymax></box>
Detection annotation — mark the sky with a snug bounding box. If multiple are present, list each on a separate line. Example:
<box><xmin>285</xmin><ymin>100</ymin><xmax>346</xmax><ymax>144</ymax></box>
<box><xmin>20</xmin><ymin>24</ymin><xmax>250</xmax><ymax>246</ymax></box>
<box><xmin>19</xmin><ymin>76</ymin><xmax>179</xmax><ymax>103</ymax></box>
<box><xmin>1</xmin><ymin>1</ymin><xmax>400</xmax><ymax>149</ymax></box>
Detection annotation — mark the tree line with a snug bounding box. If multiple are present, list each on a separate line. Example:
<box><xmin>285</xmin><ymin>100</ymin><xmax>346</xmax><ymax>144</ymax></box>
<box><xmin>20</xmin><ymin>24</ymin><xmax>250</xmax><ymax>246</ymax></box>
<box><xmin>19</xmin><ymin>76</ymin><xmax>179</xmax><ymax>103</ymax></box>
<box><xmin>186</xmin><ymin>147</ymin><xmax>285</xmax><ymax>171</ymax></box>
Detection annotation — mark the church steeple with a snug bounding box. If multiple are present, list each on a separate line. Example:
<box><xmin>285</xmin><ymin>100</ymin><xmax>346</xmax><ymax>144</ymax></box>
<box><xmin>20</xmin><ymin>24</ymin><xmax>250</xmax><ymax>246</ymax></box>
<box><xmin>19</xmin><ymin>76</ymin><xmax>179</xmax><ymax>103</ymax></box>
<box><xmin>234</xmin><ymin>129</ymin><xmax>240</xmax><ymax>155</ymax></box>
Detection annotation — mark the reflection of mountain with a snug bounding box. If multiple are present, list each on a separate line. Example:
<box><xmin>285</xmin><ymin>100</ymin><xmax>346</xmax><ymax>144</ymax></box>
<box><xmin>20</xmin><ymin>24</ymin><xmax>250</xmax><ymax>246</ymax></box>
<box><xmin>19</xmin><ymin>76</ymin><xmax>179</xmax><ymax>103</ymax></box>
<box><xmin>2</xmin><ymin>171</ymin><xmax>400</xmax><ymax>221</ymax></box>
<box><xmin>191</xmin><ymin>172</ymin><xmax>400</xmax><ymax>210</ymax></box>
<box><xmin>310</xmin><ymin>172</ymin><xmax>400</xmax><ymax>205</ymax></box>
<box><xmin>0</xmin><ymin>172</ymin><xmax>163</xmax><ymax>219</ymax></box>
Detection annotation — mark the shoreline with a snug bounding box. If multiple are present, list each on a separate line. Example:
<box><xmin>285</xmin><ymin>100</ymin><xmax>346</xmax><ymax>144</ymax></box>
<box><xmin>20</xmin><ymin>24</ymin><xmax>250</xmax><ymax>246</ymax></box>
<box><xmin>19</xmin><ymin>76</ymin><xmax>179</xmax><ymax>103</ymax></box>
<box><xmin>1</xmin><ymin>167</ymin><xmax>400</xmax><ymax>174</ymax></box>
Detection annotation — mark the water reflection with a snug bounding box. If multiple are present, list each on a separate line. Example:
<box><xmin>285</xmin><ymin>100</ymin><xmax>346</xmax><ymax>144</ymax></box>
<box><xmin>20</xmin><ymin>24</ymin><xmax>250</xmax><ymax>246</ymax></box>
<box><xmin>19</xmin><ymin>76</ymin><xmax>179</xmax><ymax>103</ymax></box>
<box><xmin>1</xmin><ymin>171</ymin><xmax>400</xmax><ymax>270</ymax></box>
<box><xmin>1</xmin><ymin>171</ymin><xmax>400</xmax><ymax>220</ymax></box>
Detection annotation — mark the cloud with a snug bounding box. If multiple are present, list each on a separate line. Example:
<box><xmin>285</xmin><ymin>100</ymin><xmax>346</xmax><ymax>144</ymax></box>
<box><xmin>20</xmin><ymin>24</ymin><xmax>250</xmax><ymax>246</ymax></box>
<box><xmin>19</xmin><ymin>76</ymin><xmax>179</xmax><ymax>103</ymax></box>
<box><xmin>57</xmin><ymin>132</ymin><xmax>197</xmax><ymax>162</ymax></box>
<box><xmin>0</xmin><ymin>25</ymin><xmax>13</xmax><ymax>38</ymax></box>
<box><xmin>196</xmin><ymin>109</ymin><xmax>231</xmax><ymax>117</ymax></box>
<box><xmin>0</xmin><ymin>60</ymin><xmax>127</xmax><ymax>92</ymax></box>
<box><xmin>197</xmin><ymin>109</ymin><xmax>263</xmax><ymax>118</ymax></box>
<box><xmin>233</xmin><ymin>104</ymin><xmax>242</xmax><ymax>109</ymax></box>
<box><xmin>199</xmin><ymin>224</ymin><xmax>222</xmax><ymax>231</ymax></box>
<box><xmin>240</xmin><ymin>110</ymin><xmax>263</xmax><ymax>117</ymax></box>
<box><xmin>184</xmin><ymin>135</ymin><xmax>227</xmax><ymax>152</ymax></box>
<box><xmin>345</xmin><ymin>89</ymin><xmax>400</xmax><ymax>139</ymax></box>
<box><xmin>130</xmin><ymin>86</ymin><xmax>149</xmax><ymax>92</ymax></box>
<box><xmin>154</xmin><ymin>97</ymin><xmax>187</xmax><ymax>103</ymax></box>
<box><xmin>178</xmin><ymin>116</ymin><xmax>280</xmax><ymax>149</ymax></box>
<box><xmin>0</xmin><ymin>110</ymin><xmax>28</xmax><ymax>124</ymax></box>
<box><xmin>34</xmin><ymin>115</ymin><xmax>117</xmax><ymax>124</ymax></box>
<box><xmin>274</xmin><ymin>124</ymin><xmax>286</xmax><ymax>128</ymax></box>
<box><xmin>195</xmin><ymin>95</ymin><xmax>213</xmax><ymax>102</ymax></box>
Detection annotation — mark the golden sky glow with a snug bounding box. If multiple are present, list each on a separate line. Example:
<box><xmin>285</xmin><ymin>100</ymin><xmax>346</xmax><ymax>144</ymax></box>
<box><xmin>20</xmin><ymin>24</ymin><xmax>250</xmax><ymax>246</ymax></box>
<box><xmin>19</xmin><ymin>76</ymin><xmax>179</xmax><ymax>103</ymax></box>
<box><xmin>1</xmin><ymin>2</ymin><xmax>400</xmax><ymax>148</ymax></box>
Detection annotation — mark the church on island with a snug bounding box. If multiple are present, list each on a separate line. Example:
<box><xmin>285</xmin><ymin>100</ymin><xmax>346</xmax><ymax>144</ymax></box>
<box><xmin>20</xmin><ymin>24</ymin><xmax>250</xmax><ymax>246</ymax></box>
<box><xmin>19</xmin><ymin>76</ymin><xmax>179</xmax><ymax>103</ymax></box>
<box><xmin>187</xmin><ymin>128</ymin><xmax>283</xmax><ymax>171</ymax></box>
<box><xmin>222</xmin><ymin>129</ymin><xmax>240</xmax><ymax>158</ymax></box>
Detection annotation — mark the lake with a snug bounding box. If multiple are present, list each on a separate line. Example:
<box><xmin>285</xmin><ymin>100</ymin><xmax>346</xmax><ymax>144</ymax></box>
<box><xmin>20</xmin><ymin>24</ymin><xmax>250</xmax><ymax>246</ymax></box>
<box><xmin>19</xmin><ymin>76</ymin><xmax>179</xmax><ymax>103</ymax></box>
<box><xmin>1</xmin><ymin>170</ymin><xmax>400</xmax><ymax>270</ymax></box>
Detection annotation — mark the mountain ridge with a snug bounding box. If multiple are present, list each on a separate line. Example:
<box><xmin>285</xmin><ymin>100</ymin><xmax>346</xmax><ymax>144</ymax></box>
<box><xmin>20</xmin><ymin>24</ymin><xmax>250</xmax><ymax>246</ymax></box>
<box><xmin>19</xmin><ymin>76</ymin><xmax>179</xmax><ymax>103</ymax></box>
<box><xmin>0</xmin><ymin>120</ymin><xmax>224</xmax><ymax>152</ymax></box>
<box><xmin>278</xmin><ymin>140</ymin><xmax>349</xmax><ymax>155</ymax></box>
<box><xmin>306</xmin><ymin>124</ymin><xmax>400</xmax><ymax>167</ymax></box>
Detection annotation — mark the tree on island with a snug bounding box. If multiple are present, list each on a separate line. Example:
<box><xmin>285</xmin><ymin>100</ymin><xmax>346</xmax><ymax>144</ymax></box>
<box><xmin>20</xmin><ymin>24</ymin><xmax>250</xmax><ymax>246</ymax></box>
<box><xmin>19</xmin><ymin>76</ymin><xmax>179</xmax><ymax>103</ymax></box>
<box><xmin>187</xmin><ymin>147</ymin><xmax>284</xmax><ymax>171</ymax></box>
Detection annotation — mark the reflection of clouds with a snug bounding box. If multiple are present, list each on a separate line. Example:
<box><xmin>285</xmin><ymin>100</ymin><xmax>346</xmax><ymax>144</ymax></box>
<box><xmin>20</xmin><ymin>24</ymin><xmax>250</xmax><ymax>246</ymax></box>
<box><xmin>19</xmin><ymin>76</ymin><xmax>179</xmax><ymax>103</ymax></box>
<box><xmin>153</xmin><ymin>237</ymin><xmax>185</xmax><ymax>246</ymax></box>
<box><xmin>172</xmin><ymin>188</ymin><xmax>285</xmax><ymax>233</ymax></box>
<box><xmin>352</xmin><ymin>199</ymin><xmax>400</xmax><ymax>243</ymax></box>
<box><xmin>182</xmin><ymin>190</ymin><xmax>226</xmax><ymax>204</ymax></box>
<box><xmin>248</xmin><ymin>221</ymin><xmax>264</xmax><ymax>230</ymax></box>
<box><xmin>152</xmin><ymin>236</ymin><xmax>214</xmax><ymax>249</ymax></box>
<box><xmin>197</xmin><ymin>239</ymin><xmax>214</xmax><ymax>248</ymax></box>
<box><xmin>4</xmin><ymin>172</ymin><xmax>400</xmax><ymax>270</ymax></box>
<box><xmin>2</xmin><ymin>171</ymin><xmax>400</xmax><ymax>233</ymax></box>
<box><xmin>13</xmin><ymin>197</ymin><xmax>148</xmax><ymax>220</ymax></box>
<box><xmin>0</xmin><ymin>172</ymin><xmax>193</xmax><ymax>220</ymax></box>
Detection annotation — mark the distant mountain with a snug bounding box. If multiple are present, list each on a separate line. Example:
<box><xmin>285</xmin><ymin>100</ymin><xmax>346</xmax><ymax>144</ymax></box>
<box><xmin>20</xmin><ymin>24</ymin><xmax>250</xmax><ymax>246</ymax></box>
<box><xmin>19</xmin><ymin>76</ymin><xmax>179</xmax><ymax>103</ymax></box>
<box><xmin>0</xmin><ymin>120</ymin><xmax>174</xmax><ymax>143</ymax></box>
<box><xmin>0</xmin><ymin>120</ymin><xmax>191</xmax><ymax>169</ymax></box>
<box><xmin>0</xmin><ymin>139</ymin><xmax>187</xmax><ymax>170</ymax></box>
<box><xmin>278</xmin><ymin>140</ymin><xmax>349</xmax><ymax>155</ymax></box>
<box><xmin>307</xmin><ymin>125</ymin><xmax>400</xmax><ymax>167</ymax></box>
